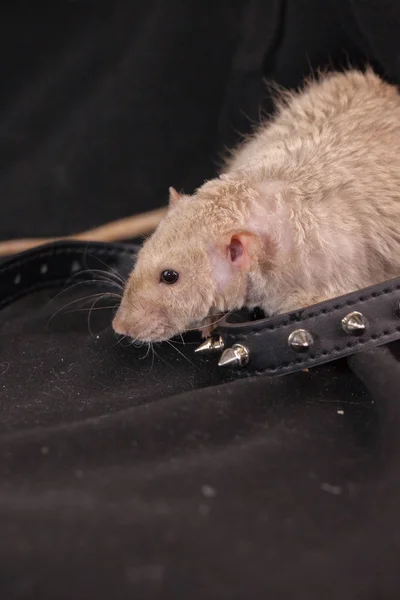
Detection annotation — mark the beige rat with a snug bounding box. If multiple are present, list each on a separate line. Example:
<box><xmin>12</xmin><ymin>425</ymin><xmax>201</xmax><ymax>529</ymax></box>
<box><xmin>113</xmin><ymin>68</ymin><xmax>400</xmax><ymax>343</ymax></box>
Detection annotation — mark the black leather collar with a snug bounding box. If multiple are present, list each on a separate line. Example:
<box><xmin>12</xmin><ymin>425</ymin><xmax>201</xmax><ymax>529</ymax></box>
<box><xmin>215</xmin><ymin>279</ymin><xmax>400</xmax><ymax>375</ymax></box>
<box><xmin>1</xmin><ymin>240</ymin><xmax>399</xmax><ymax>377</ymax></box>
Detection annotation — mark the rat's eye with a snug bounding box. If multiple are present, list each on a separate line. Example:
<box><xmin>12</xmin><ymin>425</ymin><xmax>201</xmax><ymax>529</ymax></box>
<box><xmin>160</xmin><ymin>269</ymin><xmax>179</xmax><ymax>284</ymax></box>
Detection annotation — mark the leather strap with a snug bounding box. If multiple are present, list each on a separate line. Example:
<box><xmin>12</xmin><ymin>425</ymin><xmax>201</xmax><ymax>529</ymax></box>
<box><xmin>1</xmin><ymin>240</ymin><xmax>399</xmax><ymax>377</ymax></box>
<box><xmin>216</xmin><ymin>279</ymin><xmax>400</xmax><ymax>375</ymax></box>
<box><xmin>0</xmin><ymin>240</ymin><xmax>137</xmax><ymax>311</ymax></box>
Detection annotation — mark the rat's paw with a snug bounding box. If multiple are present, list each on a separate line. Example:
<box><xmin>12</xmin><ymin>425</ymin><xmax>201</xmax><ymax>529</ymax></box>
<box><xmin>199</xmin><ymin>322</ymin><xmax>217</xmax><ymax>339</ymax></box>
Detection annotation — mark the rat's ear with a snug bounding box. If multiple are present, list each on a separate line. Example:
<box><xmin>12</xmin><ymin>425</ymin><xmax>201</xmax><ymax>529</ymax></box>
<box><xmin>168</xmin><ymin>186</ymin><xmax>183</xmax><ymax>207</ymax></box>
<box><xmin>223</xmin><ymin>180</ymin><xmax>290</xmax><ymax>271</ymax></box>
<box><xmin>225</xmin><ymin>232</ymin><xmax>262</xmax><ymax>271</ymax></box>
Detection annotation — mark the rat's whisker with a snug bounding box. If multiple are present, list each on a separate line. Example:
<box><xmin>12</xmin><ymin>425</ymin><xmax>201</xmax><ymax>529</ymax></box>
<box><xmin>168</xmin><ymin>338</ymin><xmax>199</xmax><ymax>345</ymax></box>
<box><xmin>60</xmin><ymin>267</ymin><xmax>125</xmax><ymax>294</ymax></box>
<box><xmin>166</xmin><ymin>340</ymin><xmax>200</xmax><ymax>370</ymax></box>
<box><xmin>69</xmin><ymin>267</ymin><xmax>124</xmax><ymax>286</ymax></box>
<box><xmin>87</xmin><ymin>294</ymin><xmax>109</xmax><ymax>337</ymax></box>
<box><xmin>151</xmin><ymin>346</ymin><xmax>178</xmax><ymax>372</ymax></box>
<box><xmin>44</xmin><ymin>280</ymin><xmax>121</xmax><ymax>314</ymax></box>
<box><xmin>150</xmin><ymin>343</ymin><xmax>155</xmax><ymax>371</ymax></box>
<box><xmin>47</xmin><ymin>292</ymin><xmax>120</xmax><ymax>327</ymax></box>
<box><xmin>81</xmin><ymin>268</ymin><xmax>125</xmax><ymax>290</ymax></box>
<box><xmin>184</xmin><ymin>310</ymin><xmax>233</xmax><ymax>333</ymax></box>
<box><xmin>85</xmin><ymin>253</ymin><xmax>128</xmax><ymax>287</ymax></box>
<box><xmin>65</xmin><ymin>304</ymin><xmax>118</xmax><ymax>313</ymax></box>
<box><xmin>110</xmin><ymin>334</ymin><xmax>128</xmax><ymax>348</ymax></box>
<box><xmin>52</xmin><ymin>267</ymin><xmax>119</xmax><ymax>292</ymax></box>
<box><xmin>206</xmin><ymin>310</ymin><xmax>235</xmax><ymax>328</ymax></box>
<box><xmin>139</xmin><ymin>342</ymin><xmax>152</xmax><ymax>360</ymax></box>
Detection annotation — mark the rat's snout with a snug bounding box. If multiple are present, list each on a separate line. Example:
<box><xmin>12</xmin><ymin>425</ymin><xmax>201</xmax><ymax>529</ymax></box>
<box><xmin>112</xmin><ymin>303</ymin><xmax>137</xmax><ymax>337</ymax></box>
<box><xmin>112</xmin><ymin>299</ymin><xmax>175</xmax><ymax>342</ymax></box>
<box><xmin>112</xmin><ymin>302</ymin><xmax>148</xmax><ymax>337</ymax></box>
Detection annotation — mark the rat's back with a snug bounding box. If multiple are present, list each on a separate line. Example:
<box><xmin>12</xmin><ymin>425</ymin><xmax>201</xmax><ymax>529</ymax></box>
<box><xmin>222</xmin><ymin>68</ymin><xmax>400</xmax><ymax>304</ymax></box>
<box><xmin>226</xmin><ymin>69</ymin><xmax>400</xmax><ymax>192</ymax></box>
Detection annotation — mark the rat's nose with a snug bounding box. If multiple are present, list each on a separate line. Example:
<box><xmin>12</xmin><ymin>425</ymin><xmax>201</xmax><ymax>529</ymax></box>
<box><xmin>112</xmin><ymin>305</ymin><xmax>131</xmax><ymax>336</ymax></box>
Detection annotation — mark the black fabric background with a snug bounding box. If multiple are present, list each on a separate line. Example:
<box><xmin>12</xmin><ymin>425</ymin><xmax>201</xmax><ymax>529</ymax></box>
<box><xmin>1</xmin><ymin>1</ymin><xmax>400</xmax><ymax>598</ymax></box>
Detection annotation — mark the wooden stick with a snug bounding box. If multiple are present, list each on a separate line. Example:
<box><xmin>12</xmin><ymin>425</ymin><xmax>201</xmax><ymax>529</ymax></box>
<box><xmin>0</xmin><ymin>206</ymin><xmax>167</xmax><ymax>257</ymax></box>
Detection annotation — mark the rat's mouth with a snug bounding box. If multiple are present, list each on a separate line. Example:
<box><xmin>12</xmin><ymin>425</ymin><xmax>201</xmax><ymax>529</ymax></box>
<box><xmin>187</xmin><ymin>319</ymin><xmax>206</xmax><ymax>330</ymax></box>
<box><xmin>217</xmin><ymin>307</ymin><xmax>266</xmax><ymax>325</ymax></box>
<box><xmin>186</xmin><ymin>307</ymin><xmax>267</xmax><ymax>330</ymax></box>
<box><xmin>132</xmin><ymin>330</ymin><xmax>175</xmax><ymax>343</ymax></box>
<box><xmin>117</xmin><ymin>319</ymin><xmax>178</xmax><ymax>344</ymax></box>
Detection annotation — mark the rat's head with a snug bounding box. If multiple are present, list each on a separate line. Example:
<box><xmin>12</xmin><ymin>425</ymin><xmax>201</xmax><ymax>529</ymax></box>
<box><xmin>112</xmin><ymin>190</ymin><xmax>216</xmax><ymax>342</ymax></box>
<box><xmin>113</xmin><ymin>179</ymin><xmax>289</xmax><ymax>342</ymax></box>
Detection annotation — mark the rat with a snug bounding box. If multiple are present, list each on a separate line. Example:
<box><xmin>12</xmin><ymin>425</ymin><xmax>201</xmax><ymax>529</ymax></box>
<box><xmin>112</xmin><ymin>68</ymin><xmax>400</xmax><ymax>343</ymax></box>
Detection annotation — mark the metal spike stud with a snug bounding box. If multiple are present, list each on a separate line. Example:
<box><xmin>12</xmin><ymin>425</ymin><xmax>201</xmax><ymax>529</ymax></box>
<box><xmin>288</xmin><ymin>329</ymin><xmax>314</xmax><ymax>352</ymax></box>
<box><xmin>195</xmin><ymin>336</ymin><xmax>224</xmax><ymax>354</ymax></box>
<box><xmin>341</xmin><ymin>311</ymin><xmax>367</xmax><ymax>334</ymax></box>
<box><xmin>218</xmin><ymin>344</ymin><xmax>249</xmax><ymax>368</ymax></box>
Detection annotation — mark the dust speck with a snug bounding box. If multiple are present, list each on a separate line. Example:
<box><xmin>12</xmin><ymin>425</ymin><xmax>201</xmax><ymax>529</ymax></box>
<box><xmin>41</xmin><ymin>446</ymin><xmax>49</xmax><ymax>455</ymax></box>
<box><xmin>337</xmin><ymin>409</ymin><xmax>344</xmax><ymax>415</ymax></box>
<box><xmin>71</xmin><ymin>261</ymin><xmax>81</xmax><ymax>273</ymax></box>
<box><xmin>321</xmin><ymin>482</ymin><xmax>342</xmax><ymax>495</ymax></box>
<box><xmin>201</xmin><ymin>484</ymin><xmax>217</xmax><ymax>498</ymax></box>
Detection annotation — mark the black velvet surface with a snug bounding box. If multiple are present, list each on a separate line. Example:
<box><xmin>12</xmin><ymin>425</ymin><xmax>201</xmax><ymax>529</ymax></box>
<box><xmin>1</xmin><ymin>1</ymin><xmax>400</xmax><ymax>598</ymax></box>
